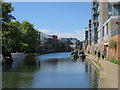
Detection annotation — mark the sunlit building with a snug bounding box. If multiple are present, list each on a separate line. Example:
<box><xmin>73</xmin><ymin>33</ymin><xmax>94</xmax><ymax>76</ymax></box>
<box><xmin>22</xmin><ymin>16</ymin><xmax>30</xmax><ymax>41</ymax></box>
<box><xmin>87</xmin><ymin>1</ymin><xmax>120</xmax><ymax>60</ymax></box>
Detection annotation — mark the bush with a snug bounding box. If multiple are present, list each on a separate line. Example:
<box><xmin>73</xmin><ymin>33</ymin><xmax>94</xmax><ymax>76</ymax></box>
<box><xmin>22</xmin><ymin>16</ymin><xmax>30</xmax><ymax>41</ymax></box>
<box><xmin>106</xmin><ymin>57</ymin><xmax>120</xmax><ymax>65</ymax></box>
<box><xmin>109</xmin><ymin>40</ymin><xmax>117</xmax><ymax>49</ymax></box>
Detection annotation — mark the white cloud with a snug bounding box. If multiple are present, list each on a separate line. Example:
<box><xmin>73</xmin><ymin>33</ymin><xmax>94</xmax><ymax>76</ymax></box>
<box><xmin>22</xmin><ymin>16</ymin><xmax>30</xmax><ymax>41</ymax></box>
<box><xmin>52</xmin><ymin>30</ymin><xmax>85</xmax><ymax>41</ymax></box>
<box><xmin>38</xmin><ymin>29</ymin><xmax>51</xmax><ymax>34</ymax></box>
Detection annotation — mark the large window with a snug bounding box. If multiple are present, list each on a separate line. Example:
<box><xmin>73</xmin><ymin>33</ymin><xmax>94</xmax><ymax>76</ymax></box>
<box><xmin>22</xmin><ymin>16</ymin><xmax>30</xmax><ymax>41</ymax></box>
<box><xmin>103</xmin><ymin>24</ymin><xmax>108</xmax><ymax>37</ymax></box>
<box><xmin>108</xmin><ymin>4</ymin><xmax>120</xmax><ymax>17</ymax></box>
<box><xmin>106</xmin><ymin>24</ymin><xmax>108</xmax><ymax>35</ymax></box>
<box><xmin>98</xmin><ymin>30</ymin><xmax>100</xmax><ymax>43</ymax></box>
<box><xmin>113</xmin><ymin>5</ymin><xmax>120</xmax><ymax>16</ymax></box>
<box><xmin>108</xmin><ymin>3</ymin><xmax>112</xmax><ymax>18</ymax></box>
<box><xmin>103</xmin><ymin>26</ymin><xmax>104</xmax><ymax>37</ymax></box>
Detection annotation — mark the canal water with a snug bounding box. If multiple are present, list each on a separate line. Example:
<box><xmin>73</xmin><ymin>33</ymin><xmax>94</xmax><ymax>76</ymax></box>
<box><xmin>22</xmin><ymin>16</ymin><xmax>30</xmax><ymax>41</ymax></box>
<box><xmin>3</xmin><ymin>52</ymin><xmax>99</xmax><ymax>88</ymax></box>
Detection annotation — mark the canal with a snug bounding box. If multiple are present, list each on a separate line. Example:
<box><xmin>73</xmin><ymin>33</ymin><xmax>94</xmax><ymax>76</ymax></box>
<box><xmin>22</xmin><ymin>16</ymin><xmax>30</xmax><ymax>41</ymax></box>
<box><xmin>3</xmin><ymin>52</ymin><xmax>99</xmax><ymax>88</ymax></box>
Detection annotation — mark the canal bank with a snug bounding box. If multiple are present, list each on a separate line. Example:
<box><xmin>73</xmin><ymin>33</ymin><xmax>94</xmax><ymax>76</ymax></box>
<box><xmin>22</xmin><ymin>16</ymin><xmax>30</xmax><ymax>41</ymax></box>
<box><xmin>86</xmin><ymin>54</ymin><xmax>118</xmax><ymax>88</ymax></box>
<box><xmin>26</xmin><ymin>51</ymin><xmax>70</xmax><ymax>56</ymax></box>
<box><xmin>2</xmin><ymin>51</ymin><xmax>69</xmax><ymax>63</ymax></box>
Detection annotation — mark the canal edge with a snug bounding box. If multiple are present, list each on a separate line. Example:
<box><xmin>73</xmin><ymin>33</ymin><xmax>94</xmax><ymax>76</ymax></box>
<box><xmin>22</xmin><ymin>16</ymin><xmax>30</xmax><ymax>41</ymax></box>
<box><xmin>86</xmin><ymin>55</ymin><xmax>103</xmax><ymax>88</ymax></box>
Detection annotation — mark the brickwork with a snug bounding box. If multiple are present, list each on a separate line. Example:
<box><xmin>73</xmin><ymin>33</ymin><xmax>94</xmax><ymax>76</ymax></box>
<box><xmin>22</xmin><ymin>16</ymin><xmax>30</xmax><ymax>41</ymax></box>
<box><xmin>109</xmin><ymin>34</ymin><xmax>120</xmax><ymax>61</ymax></box>
<box><xmin>87</xmin><ymin>34</ymin><xmax>120</xmax><ymax>61</ymax></box>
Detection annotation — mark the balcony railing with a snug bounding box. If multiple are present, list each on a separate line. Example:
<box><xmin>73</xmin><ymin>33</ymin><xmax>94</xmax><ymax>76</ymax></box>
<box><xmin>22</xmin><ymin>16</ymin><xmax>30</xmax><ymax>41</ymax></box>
<box><xmin>92</xmin><ymin>11</ymin><xmax>99</xmax><ymax>16</ymax></box>
<box><xmin>109</xmin><ymin>2</ymin><xmax>120</xmax><ymax>5</ymax></box>
<box><xmin>92</xmin><ymin>6</ymin><xmax>96</xmax><ymax>9</ymax></box>
<box><xmin>92</xmin><ymin>20</ymin><xmax>99</xmax><ymax>24</ymax></box>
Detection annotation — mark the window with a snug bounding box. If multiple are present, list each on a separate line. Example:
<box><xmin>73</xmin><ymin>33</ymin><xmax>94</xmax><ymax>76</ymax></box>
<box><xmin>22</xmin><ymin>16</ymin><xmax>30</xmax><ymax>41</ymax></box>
<box><xmin>106</xmin><ymin>24</ymin><xmax>108</xmax><ymax>35</ymax></box>
<box><xmin>111</xmin><ymin>5</ymin><xmax>120</xmax><ymax>16</ymax></box>
<box><xmin>108</xmin><ymin>3</ymin><xmax>112</xmax><ymax>18</ymax></box>
<box><xmin>103</xmin><ymin>26</ymin><xmax>104</xmax><ymax>37</ymax></box>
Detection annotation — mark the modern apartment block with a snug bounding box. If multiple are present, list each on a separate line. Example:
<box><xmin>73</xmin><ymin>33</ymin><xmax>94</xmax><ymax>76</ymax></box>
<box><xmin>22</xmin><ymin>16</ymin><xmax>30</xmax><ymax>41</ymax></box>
<box><xmin>87</xmin><ymin>1</ymin><xmax>120</xmax><ymax>60</ymax></box>
<box><xmin>88</xmin><ymin>19</ymin><xmax>92</xmax><ymax>46</ymax></box>
<box><xmin>85</xmin><ymin>28</ymin><xmax>89</xmax><ymax>41</ymax></box>
<box><xmin>91</xmin><ymin>1</ymin><xmax>99</xmax><ymax>45</ymax></box>
<box><xmin>83</xmin><ymin>28</ymin><xmax>89</xmax><ymax>50</ymax></box>
<box><xmin>38</xmin><ymin>31</ymin><xmax>58</xmax><ymax>53</ymax></box>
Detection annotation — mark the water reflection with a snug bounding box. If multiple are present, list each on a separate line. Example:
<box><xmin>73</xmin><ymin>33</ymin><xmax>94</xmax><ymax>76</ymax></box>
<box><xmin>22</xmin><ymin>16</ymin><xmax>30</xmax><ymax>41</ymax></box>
<box><xmin>3</xmin><ymin>52</ymin><xmax>99</xmax><ymax>88</ymax></box>
<box><xmin>3</xmin><ymin>56</ymin><xmax>40</xmax><ymax>88</ymax></box>
<box><xmin>84</xmin><ymin>60</ymin><xmax>99</xmax><ymax>88</ymax></box>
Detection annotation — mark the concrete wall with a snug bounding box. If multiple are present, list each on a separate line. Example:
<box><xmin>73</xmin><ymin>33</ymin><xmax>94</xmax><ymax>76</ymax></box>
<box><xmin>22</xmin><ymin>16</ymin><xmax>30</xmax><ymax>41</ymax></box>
<box><xmin>11</xmin><ymin>53</ymin><xmax>25</xmax><ymax>67</ymax></box>
<box><xmin>99</xmin><ymin>2</ymin><xmax>109</xmax><ymax>42</ymax></box>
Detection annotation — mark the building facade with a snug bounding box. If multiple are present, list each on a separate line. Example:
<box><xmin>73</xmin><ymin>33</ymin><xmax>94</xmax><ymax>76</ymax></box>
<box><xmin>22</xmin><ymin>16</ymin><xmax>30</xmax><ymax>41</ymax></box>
<box><xmin>38</xmin><ymin>32</ymin><xmax>57</xmax><ymax>53</ymax></box>
<box><xmin>88</xmin><ymin>19</ymin><xmax>92</xmax><ymax>46</ymax></box>
<box><xmin>49</xmin><ymin>35</ymin><xmax>58</xmax><ymax>51</ymax></box>
<box><xmin>58</xmin><ymin>38</ymin><xmax>82</xmax><ymax>50</ymax></box>
<box><xmin>87</xmin><ymin>1</ymin><xmax>120</xmax><ymax>60</ymax></box>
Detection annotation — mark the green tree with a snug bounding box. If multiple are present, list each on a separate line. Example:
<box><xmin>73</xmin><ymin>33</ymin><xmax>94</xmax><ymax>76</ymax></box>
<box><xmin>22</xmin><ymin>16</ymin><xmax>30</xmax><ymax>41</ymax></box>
<box><xmin>2</xmin><ymin>2</ymin><xmax>16</xmax><ymax>56</ymax></box>
<box><xmin>2</xmin><ymin>2</ymin><xmax>15</xmax><ymax>23</ymax></box>
<box><xmin>2</xmin><ymin>2</ymin><xmax>39</xmax><ymax>55</ymax></box>
<box><xmin>19</xmin><ymin>21</ymin><xmax>38</xmax><ymax>53</ymax></box>
<box><xmin>2</xmin><ymin>21</ymin><xmax>21</xmax><ymax>55</ymax></box>
<box><xmin>58</xmin><ymin>42</ymin><xmax>66</xmax><ymax>49</ymax></box>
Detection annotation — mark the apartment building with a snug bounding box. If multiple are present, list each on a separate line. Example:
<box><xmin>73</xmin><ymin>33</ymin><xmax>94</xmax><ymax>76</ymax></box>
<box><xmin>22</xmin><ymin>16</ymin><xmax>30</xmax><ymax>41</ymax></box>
<box><xmin>87</xmin><ymin>1</ymin><xmax>120</xmax><ymax>60</ymax></box>
<box><xmin>83</xmin><ymin>28</ymin><xmax>89</xmax><ymax>50</ymax></box>
<box><xmin>49</xmin><ymin>35</ymin><xmax>58</xmax><ymax>51</ymax></box>
<box><xmin>38</xmin><ymin>32</ymin><xmax>57</xmax><ymax>53</ymax></box>
<box><xmin>91</xmin><ymin>2</ymin><xmax>99</xmax><ymax>45</ymax></box>
<box><xmin>88</xmin><ymin>19</ymin><xmax>92</xmax><ymax>46</ymax></box>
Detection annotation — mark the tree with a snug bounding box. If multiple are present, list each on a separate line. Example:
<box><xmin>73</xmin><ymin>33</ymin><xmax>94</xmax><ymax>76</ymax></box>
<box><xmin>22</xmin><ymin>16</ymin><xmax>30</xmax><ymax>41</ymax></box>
<box><xmin>2</xmin><ymin>2</ymin><xmax>16</xmax><ymax>56</ymax></box>
<box><xmin>2</xmin><ymin>2</ymin><xmax>39</xmax><ymax>55</ymax></box>
<box><xmin>2</xmin><ymin>2</ymin><xmax>15</xmax><ymax>23</ymax></box>
<box><xmin>58</xmin><ymin>42</ymin><xmax>72</xmax><ymax>51</ymax></box>
<box><xmin>19</xmin><ymin>21</ymin><xmax>39</xmax><ymax>53</ymax></box>
<box><xmin>109</xmin><ymin>40</ymin><xmax>117</xmax><ymax>49</ymax></box>
<box><xmin>2</xmin><ymin>21</ymin><xmax>21</xmax><ymax>55</ymax></box>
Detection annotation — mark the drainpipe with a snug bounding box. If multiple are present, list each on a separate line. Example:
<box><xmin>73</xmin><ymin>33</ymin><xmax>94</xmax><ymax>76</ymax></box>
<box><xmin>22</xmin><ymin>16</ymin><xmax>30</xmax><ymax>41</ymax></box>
<box><xmin>116</xmin><ymin>20</ymin><xmax>120</xmax><ymax>90</ymax></box>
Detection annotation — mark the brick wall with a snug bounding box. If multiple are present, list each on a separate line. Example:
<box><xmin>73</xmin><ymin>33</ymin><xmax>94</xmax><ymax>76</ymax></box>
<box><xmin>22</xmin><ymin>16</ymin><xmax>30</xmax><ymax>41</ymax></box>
<box><xmin>109</xmin><ymin>34</ymin><xmax>120</xmax><ymax>61</ymax></box>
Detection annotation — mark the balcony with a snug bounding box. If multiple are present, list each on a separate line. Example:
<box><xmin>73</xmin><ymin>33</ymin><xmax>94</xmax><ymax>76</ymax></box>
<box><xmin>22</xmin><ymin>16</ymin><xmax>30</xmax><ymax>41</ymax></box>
<box><xmin>92</xmin><ymin>11</ymin><xmax>99</xmax><ymax>16</ymax></box>
<box><xmin>92</xmin><ymin>20</ymin><xmax>98</xmax><ymax>24</ymax></box>
<box><xmin>92</xmin><ymin>13</ymin><xmax>96</xmax><ymax>16</ymax></box>
<box><xmin>92</xmin><ymin>6</ymin><xmax>96</xmax><ymax>9</ymax></box>
<box><xmin>94</xmin><ymin>26</ymin><xmax>98</xmax><ymax>30</ymax></box>
<box><xmin>109</xmin><ymin>2</ymin><xmax>120</xmax><ymax>5</ymax></box>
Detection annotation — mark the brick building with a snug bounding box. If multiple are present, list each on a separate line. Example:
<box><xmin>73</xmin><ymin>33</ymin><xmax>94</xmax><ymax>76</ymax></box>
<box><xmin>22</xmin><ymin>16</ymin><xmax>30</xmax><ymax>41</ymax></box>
<box><xmin>49</xmin><ymin>35</ymin><xmax>58</xmax><ymax>51</ymax></box>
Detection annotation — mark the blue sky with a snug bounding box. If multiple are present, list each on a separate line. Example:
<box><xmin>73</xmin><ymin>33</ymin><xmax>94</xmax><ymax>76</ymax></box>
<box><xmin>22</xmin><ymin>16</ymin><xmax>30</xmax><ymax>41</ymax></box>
<box><xmin>11</xmin><ymin>2</ymin><xmax>91</xmax><ymax>40</ymax></box>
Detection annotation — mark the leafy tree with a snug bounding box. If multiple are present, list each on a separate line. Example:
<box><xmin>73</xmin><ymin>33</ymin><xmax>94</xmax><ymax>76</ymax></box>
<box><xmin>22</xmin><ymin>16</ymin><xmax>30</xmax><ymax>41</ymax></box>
<box><xmin>2</xmin><ymin>2</ymin><xmax>15</xmax><ymax>23</ymax></box>
<box><xmin>2</xmin><ymin>2</ymin><xmax>39</xmax><ymax>55</ymax></box>
<box><xmin>58</xmin><ymin>42</ymin><xmax>66</xmax><ymax>49</ymax></box>
<box><xmin>2</xmin><ymin>2</ymin><xmax>16</xmax><ymax>56</ymax></box>
<box><xmin>19</xmin><ymin>21</ymin><xmax>39</xmax><ymax>53</ymax></box>
<box><xmin>2</xmin><ymin>21</ymin><xmax>21</xmax><ymax>55</ymax></box>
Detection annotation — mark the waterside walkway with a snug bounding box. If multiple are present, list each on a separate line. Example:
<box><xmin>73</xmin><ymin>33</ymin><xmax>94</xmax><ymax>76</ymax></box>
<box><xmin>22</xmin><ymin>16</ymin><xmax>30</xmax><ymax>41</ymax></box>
<box><xmin>86</xmin><ymin>54</ymin><xmax>119</xmax><ymax>88</ymax></box>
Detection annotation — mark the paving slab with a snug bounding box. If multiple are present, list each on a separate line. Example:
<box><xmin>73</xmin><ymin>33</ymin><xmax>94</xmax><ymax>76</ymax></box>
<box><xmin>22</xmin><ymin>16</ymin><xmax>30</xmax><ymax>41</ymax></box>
<box><xmin>86</xmin><ymin>54</ymin><xmax>118</xmax><ymax>88</ymax></box>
